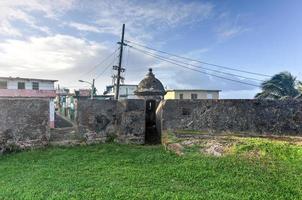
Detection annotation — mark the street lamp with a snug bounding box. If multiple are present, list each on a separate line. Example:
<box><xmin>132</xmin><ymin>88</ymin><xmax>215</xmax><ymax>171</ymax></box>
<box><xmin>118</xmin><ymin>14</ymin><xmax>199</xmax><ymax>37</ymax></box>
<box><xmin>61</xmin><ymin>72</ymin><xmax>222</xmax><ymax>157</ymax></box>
<box><xmin>78</xmin><ymin>79</ymin><xmax>95</xmax><ymax>99</ymax></box>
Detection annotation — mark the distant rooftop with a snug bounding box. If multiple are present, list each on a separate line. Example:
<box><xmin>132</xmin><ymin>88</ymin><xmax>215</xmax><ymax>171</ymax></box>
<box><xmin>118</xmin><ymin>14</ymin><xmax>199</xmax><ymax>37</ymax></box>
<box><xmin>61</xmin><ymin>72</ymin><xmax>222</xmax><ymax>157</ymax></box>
<box><xmin>0</xmin><ymin>76</ymin><xmax>58</xmax><ymax>82</ymax></box>
<box><xmin>166</xmin><ymin>89</ymin><xmax>221</xmax><ymax>92</ymax></box>
<box><xmin>106</xmin><ymin>84</ymin><xmax>138</xmax><ymax>87</ymax></box>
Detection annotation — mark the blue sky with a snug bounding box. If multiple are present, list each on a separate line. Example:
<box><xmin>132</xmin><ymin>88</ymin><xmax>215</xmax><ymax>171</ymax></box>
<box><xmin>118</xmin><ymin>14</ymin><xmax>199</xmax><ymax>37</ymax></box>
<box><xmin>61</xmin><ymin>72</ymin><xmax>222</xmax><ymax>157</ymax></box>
<box><xmin>0</xmin><ymin>0</ymin><xmax>301</xmax><ymax>98</ymax></box>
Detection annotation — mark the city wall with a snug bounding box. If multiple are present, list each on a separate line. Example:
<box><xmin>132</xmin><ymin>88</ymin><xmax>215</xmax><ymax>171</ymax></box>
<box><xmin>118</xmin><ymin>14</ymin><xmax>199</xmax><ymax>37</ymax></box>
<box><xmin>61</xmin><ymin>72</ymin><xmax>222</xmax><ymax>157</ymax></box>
<box><xmin>159</xmin><ymin>99</ymin><xmax>302</xmax><ymax>136</ymax></box>
<box><xmin>0</xmin><ymin>98</ymin><xmax>49</xmax><ymax>153</ymax></box>
<box><xmin>1</xmin><ymin>98</ymin><xmax>302</xmax><ymax>154</ymax></box>
<box><xmin>76</xmin><ymin>99</ymin><xmax>145</xmax><ymax>144</ymax></box>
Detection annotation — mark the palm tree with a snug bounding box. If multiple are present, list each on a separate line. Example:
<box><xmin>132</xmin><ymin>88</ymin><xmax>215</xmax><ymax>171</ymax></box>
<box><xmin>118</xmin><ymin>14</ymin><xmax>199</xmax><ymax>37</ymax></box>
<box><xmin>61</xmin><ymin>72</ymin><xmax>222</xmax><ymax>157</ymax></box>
<box><xmin>296</xmin><ymin>81</ymin><xmax>302</xmax><ymax>99</ymax></box>
<box><xmin>255</xmin><ymin>71</ymin><xmax>300</xmax><ymax>99</ymax></box>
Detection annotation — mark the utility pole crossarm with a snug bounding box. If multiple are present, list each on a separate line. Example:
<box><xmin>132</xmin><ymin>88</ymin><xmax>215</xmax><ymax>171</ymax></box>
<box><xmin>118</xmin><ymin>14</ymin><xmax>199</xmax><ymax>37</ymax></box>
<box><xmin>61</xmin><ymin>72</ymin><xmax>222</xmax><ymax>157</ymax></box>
<box><xmin>115</xmin><ymin>24</ymin><xmax>126</xmax><ymax>100</ymax></box>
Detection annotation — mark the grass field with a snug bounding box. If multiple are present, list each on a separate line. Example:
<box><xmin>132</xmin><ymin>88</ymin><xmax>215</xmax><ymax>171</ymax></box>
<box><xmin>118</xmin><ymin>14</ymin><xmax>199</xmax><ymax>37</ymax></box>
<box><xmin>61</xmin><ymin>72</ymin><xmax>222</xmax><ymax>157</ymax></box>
<box><xmin>0</xmin><ymin>140</ymin><xmax>302</xmax><ymax>200</ymax></box>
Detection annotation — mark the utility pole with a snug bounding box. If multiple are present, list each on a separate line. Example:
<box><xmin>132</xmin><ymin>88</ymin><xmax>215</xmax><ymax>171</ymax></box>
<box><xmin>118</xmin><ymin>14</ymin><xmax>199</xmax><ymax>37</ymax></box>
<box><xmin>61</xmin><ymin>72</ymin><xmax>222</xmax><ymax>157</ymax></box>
<box><xmin>114</xmin><ymin>24</ymin><xmax>126</xmax><ymax>100</ymax></box>
<box><xmin>91</xmin><ymin>78</ymin><xmax>95</xmax><ymax>100</ymax></box>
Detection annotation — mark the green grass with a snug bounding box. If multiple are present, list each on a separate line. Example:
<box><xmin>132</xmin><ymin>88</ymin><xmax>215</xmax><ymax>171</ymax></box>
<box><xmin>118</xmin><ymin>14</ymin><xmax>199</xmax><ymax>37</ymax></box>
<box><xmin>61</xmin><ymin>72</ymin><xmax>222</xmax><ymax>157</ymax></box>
<box><xmin>0</xmin><ymin>143</ymin><xmax>302</xmax><ymax>200</ymax></box>
<box><xmin>174</xmin><ymin>130</ymin><xmax>210</xmax><ymax>135</ymax></box>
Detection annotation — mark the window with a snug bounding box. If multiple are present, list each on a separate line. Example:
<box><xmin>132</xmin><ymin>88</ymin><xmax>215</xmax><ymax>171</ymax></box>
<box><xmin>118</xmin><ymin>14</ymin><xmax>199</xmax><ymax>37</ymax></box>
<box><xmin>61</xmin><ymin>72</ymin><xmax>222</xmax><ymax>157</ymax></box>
<box><xmin>207</xmin><ymin>93</ymin><xmax>213</xmax><ymax>99</ymax></box>
<box><xmin>191</xmin><ymin>93</ymin><xmax>198</xmax><ymax>99</ymax></box>
<box><xmin>179</xmin><ymin>93</ymin><xmax>183</xmax><ymax>99</ymax></box>
<box><xmin>32</xmin><ymin>82</ymin><xmax>39</xmax><ymax>90</ymax></box>
<box><xmin>18</xmin><ymin>82</ymin><xmax>25</xmax><ymax>89</ymax></box>
<box><xmin>0</xmin><ymin>81</ymin><xmax>7</xmax><ymax>89</ymax></box>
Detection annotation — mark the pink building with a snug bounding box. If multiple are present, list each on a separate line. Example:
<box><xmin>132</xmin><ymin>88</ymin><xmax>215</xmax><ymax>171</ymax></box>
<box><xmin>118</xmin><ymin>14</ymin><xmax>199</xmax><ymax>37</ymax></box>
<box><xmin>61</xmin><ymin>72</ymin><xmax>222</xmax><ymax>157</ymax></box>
<box><xmin>0</xmin><ymin>77</ymin><xmax>57</xmax><ymax>128</ymax></box>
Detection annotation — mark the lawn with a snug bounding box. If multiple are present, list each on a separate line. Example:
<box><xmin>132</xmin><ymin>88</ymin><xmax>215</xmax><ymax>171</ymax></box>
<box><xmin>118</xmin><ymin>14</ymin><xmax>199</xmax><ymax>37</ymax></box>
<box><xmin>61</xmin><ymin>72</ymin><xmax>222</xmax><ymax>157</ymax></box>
<box><xmin>0</xmin><ymin>141</ymin><xmax>302</xmax><ymax>200</ymax></box>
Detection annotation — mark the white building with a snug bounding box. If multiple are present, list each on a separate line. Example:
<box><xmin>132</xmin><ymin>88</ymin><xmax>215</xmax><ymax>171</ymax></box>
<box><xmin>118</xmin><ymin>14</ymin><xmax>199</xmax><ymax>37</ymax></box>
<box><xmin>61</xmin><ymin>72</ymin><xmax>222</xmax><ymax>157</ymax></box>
<box><xmin>103</xmin><ymin>84</ymin><xmax>138</xmax><ymax>99</ymax></box>
<box><xmin>0</xmin><ymin>77</ymin><xmax>57</xmax><ymax>128</ymax></box>
<box><xmin>164</xmin><ymin>89</ymin><xmax>221</xmax><ymax>100</ymax></box>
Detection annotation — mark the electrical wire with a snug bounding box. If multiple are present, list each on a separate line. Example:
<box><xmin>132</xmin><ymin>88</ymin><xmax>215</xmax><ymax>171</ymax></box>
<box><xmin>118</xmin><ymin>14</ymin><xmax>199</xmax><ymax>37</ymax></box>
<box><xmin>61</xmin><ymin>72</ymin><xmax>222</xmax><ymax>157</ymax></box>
<box><xmin>95</xmin><ymin>53</ymin><xmax>117</xmax><ymax>80</ymax></box>
<box><xmin>129</xmin><ymin>45</ymin><xmax>265</xmax><ymax>82</ymax></box>
<box><xmin>125</xmin><ymin>40</ymin><xmax>271</xmax><ymax>78</ymax></box>
<box><xmin>79</xmin><ymin>47</ymin><xmax>120</xmax><ymax>79</ymax></box>
<box><xmin>129</xmin><ymin>46</ymin><xmax>260</xmax><ymax>87</ymax></box>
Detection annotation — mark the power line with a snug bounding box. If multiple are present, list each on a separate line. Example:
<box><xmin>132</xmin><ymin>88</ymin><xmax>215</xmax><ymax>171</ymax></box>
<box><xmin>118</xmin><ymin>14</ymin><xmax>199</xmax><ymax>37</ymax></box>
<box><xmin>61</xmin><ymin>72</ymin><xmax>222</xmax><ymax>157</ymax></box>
<box><xmin>129</xmin><ymin>45</ymin><xmax>265</xmax><ymax>82</ymax></box>
<box><xmin>130</xmin><ymin>46</ymin><xmax>260</xmax><ymax>88</ymax></box>
<box><xmin>64</xmin><ymin>47</ymin><xmax>119</xmax><ymax>88</ymax></box>
<box><xmin>95</xmin><ymin>55</ymin><xmax>117</xmax><ymax>80</ymax></box>
<box><xmin>79</xmin><ymin>47</ymin><xmax>120</xmax><ymax>79</ymax></box>
<box><xmin>125</xmin><ymin>40</ymin><xmax>271</xmax><ymax>78</ymax></box>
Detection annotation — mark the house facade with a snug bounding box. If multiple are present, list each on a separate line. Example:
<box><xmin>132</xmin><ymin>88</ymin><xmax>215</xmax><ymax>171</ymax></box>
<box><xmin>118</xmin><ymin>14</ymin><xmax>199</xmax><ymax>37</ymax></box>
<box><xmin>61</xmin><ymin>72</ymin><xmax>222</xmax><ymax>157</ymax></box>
<box><xmin>164</xmin><ymin>89</ymin><xmax>220</xmax><ymax>100</ymax></box>
<box><xmin>0</xmin><ymin>77</ymin><xmax>57</xmax><ymax>128</ymax></box>
<box><xmin>103</xmin><ymin>84</ymin><xmax>138</xmax><ymax>99</ymax></box>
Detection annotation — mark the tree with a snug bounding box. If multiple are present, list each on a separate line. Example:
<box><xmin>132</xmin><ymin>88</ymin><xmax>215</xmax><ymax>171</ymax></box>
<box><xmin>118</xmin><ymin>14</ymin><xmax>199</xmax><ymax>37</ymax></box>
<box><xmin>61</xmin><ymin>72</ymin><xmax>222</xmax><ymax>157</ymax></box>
<box><xmin>255</xmin><ymin>71</ymin><xmax>301</xmax><ymax>99</ymax></box>
<box><xmin>296</xmin><ymin>81</ymin><xmax>302</xmax><ymax>99</ymax></box>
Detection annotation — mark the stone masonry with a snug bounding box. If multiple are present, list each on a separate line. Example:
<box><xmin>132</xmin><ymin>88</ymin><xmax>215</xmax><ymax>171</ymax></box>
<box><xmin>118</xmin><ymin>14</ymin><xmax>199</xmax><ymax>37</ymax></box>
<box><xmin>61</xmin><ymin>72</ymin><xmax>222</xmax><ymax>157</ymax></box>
<box><xmin>1</xmin><ymin>98</ymin><xmax>302</xmax><ymax>154</ymax></box>
<box><xmin>77</xmin><ymin>99</ymin><xmax>145</xmax><ymax>144</ymax></box>
<box><xmin>0</xmin><ymin>98</ymin><xmax>49</xmax><ymax>153</ymax></box>
<box><xmin>159</xmin><ymin>99</ymin><xmax>302</xmax><ymax>136</ymax></box>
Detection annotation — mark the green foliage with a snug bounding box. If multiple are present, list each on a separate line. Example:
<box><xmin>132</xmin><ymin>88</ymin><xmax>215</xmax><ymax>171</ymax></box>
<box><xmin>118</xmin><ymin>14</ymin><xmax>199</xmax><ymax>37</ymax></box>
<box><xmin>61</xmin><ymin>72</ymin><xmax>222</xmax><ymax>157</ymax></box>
<box><xmin>0</xmin><ymin>143</ymin><xmax>301</xmax><ymax>199</ymax></box>
<box><xmin>255</xmin><ymin>71</ymin><xmax>301</xmax><ymax>99</ymax></box>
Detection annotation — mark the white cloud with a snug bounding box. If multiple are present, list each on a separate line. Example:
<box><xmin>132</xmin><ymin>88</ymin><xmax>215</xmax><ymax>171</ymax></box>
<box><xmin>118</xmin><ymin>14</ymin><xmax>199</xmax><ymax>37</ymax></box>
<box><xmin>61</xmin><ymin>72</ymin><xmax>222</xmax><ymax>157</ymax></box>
<box><xmin>68</xmin><ymin>22</ymin><xmax>101</xmax><ymax>33</ymax></box>
<box><xmin>0</xmin><ymin>34</ymin><xmax>106</xmax><ymax>75</ymax></box>
<box><xmin>218</xmin><ymin>26</ymin><xmax>248</xmax><ymax>39</ymax></box>
<box><xmin>83</xmin><ymin>0</ymin><xmax>214</xmax><ymax>41</ymax></box>
<box><xmin>0</xmin><ymin>0</ymin><xmax>258</xmax><ymax>97</ymax></box>
<box><xmin>0</xmin><ymin>0</ymin><xmax>74</xmax><ymax>37</ymax></box>
<box><xmin>216</xmin><ymin>13</ymin><xmax>249</xmax><ymax>40</ymax></box>
<box><xmin>0</xmin><ymin>20</ymin><xmax>22</xmax><ymax>37</ymax></box>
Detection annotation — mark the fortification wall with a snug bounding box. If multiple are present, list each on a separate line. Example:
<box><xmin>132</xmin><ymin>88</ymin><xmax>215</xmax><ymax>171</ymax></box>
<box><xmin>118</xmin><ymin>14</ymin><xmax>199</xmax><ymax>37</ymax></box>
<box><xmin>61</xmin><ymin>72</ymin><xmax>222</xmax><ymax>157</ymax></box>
<box><xmin>77</xmin><ymin>99</ymin><xmax>145</xmax><ymax>144</ymax></box>
<box><xmin>160</xmin><ymin>99</ymin><xmax>302</xmax><ymax>136</ymax></box>
<box><xmin>0</xmin><ymin>98</ymin><xmax>49</xmax><ymax>153</ymax></box>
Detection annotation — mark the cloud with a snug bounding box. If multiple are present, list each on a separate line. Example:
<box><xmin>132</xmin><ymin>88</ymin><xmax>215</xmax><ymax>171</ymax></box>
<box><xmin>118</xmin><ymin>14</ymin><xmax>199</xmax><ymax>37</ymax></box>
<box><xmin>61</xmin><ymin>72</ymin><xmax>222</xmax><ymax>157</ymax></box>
<box><xmin>217</xmin><ymin>26</ymin><xmax>248</xmax><ymax>40</ymax></box>
<box><xmin>83</xmin><ymin>0</ymin><xmax>214</xmax><ymax>41</ymax></box>
<box><xmin>215</xmin><ymin>13</ymin><xmax>249</xmax><ymax>40</ymax></box>
<box><xmin>0</xmin><ymin>0</ymin><xmax>74</xmax><ymax>37</ymax></box>
<box><xmin>0</xmin><ymin>21</ymin><xmax>22</xmax><ymax>37</ymax></box>
<box><xmin>0</xmin><ymin>0</ymin><xmax>258</xmax><ymax>98</ymax></box>
<box><xmin>67</xmin><ymin>22</ymin><xmax>101</xmax><ymax>33</ymax></box>
<box><xmin>124</xmin><ymin>47</ymin><xmax>259</xmax><ymax>93</ymax></box>
<box><xmin>0</xmin><ymin>34</ymin><xmax>106</xmax><ymax>75</ymax></box>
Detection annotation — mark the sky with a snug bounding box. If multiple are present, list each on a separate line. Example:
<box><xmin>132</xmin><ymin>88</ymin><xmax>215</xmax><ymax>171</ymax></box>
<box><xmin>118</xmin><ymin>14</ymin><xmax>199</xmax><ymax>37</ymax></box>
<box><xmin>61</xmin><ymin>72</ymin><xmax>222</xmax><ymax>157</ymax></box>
<box><xmin>0</xmin><ymin>0</ymin><xmax>302</xmax><ymax>98</ymax></box>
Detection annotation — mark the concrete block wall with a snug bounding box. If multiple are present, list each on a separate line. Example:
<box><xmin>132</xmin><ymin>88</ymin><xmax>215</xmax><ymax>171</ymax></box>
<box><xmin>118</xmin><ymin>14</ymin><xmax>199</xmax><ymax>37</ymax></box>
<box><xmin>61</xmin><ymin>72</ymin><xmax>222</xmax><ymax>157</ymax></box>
<box><xmin>159</xmin><ymin>99</ymin><xmax>302</xmax><ymax>136</ymax></box>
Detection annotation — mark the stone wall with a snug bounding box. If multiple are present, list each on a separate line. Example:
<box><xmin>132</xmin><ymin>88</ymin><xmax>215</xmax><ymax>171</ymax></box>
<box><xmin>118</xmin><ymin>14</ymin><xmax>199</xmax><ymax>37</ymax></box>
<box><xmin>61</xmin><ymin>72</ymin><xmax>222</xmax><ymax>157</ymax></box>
<box><xmin>77</xmin><ymin>99</ymin><xmax>145</xmax><ymax>144</ymax></box>
<box><xmin>159</xmin><ymin>99</ymin><xmax>302</xmax><ymax>136</ymax></box>
<box><xmin>0</xmin><ymin>98</ymin><xmax>49</xmax><ymax>153</ymax></box>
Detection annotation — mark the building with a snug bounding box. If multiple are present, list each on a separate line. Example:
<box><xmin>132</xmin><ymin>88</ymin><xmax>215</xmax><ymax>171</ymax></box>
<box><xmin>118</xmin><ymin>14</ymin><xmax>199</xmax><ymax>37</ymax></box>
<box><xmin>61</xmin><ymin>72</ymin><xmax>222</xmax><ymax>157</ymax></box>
<box><xmin>134</xmin><ymin>68</ymin><xmax>166</xmax><ymax>144</ymax></box>
<box><xmin>0</xmin><ymin>77</ymin><xmax>57</xmax><ymax>128</ymax></box>
<box><xmin>0</xmin><ymin>77</ymin><xmax>57</xmax><ymax>97</ymax></box>
<box><xmin>134</xmin><ymin>68</ymin><xmax>166</xmax><ymax>101</ymax></box>
<box><xmin>164</xmin><ymin>89</ymin><xmax>220</xmax><ymax>100</ymax></box>
<box><xmin>103</xmin><ymin>84</ymin><xmax>138</xmax><ymax>99</ymax></box>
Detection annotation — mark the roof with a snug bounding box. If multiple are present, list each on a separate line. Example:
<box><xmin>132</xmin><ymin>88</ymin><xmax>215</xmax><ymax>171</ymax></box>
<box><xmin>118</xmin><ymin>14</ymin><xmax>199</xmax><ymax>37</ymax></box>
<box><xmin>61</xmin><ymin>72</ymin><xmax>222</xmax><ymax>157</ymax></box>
<box><xmin>134</xmin><ymin>68</ymin><xmax>166</xmax><ymax>96</ymax></box>
<box><xmin>0</xmin><ymin>76</ymin><xmax>58</xmax><ymax>82</ymax></box>
<box><xmin>106</xmin><ymin>84</ymin><xmax>138</xmax><ymax>87</ymax></box>
<box><xmin>166</xmin><ymin>89</ymin><xmax>221</xmax><ymax>92</ymax></box>
<box><xmin>0</xmin><ymin>89</ymin><xmax>56</xmax><ymax>98</ymax></box>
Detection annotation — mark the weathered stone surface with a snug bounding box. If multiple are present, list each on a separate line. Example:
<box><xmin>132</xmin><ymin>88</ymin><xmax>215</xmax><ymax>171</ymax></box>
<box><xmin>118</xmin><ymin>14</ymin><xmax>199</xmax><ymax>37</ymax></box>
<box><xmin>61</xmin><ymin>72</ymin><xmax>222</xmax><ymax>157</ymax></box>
<box><xmin>0</xmin><ymin>98</ymin><xmax>49</xmax><ymax>153</ymax></box>
<box><xmin>160</xmin><ymin>99</ymin><xmax>302</xmax><ymax>136</ymax></box>
<box><xmin>77</xmin><ymin>99</ymin><xmax>145</xmax><ymax>144</ymax></box>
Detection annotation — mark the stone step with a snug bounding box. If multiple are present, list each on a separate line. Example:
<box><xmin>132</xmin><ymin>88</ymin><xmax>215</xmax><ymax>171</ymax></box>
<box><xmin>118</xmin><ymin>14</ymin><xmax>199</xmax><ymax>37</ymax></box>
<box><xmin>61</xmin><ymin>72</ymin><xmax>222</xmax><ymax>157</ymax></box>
<box><xmin>50</xmin><ymin>127</ymin><xmax>83</xmax><ymax>142</ymax></box>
